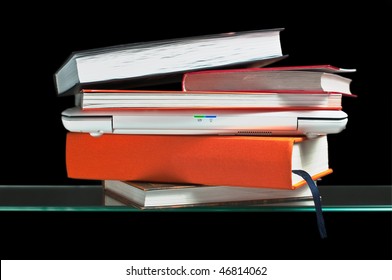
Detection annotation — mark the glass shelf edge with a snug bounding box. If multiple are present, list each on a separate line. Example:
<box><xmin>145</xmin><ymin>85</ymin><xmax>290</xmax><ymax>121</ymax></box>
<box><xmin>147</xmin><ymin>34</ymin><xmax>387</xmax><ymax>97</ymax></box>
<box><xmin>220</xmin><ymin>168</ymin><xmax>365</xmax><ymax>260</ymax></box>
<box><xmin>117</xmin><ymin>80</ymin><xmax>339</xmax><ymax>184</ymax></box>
<box><xmin>0</xmin><ymin>206</ymin><xmax>391</xmax><ymax>212</ymax></box>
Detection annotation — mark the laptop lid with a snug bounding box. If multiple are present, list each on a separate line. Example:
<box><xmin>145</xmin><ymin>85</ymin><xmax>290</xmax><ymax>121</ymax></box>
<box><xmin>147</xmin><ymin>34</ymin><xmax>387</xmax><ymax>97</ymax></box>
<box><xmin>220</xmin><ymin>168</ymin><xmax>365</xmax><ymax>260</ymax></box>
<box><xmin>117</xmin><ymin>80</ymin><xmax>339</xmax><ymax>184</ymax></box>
<box><xmin>61</xmin><ymin>107</ymin><xmax>348</xmax><ymax>137</ymax></box>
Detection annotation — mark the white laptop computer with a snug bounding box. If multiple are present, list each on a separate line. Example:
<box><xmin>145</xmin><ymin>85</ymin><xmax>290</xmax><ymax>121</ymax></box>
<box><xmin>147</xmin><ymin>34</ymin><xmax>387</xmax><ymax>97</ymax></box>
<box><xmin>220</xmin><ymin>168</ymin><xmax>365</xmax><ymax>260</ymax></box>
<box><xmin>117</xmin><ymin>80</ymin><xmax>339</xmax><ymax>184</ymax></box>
<box><xmin>61</xmin><ymin>107</ymin><xmax>348</xmax><ymax>137</ymax></box>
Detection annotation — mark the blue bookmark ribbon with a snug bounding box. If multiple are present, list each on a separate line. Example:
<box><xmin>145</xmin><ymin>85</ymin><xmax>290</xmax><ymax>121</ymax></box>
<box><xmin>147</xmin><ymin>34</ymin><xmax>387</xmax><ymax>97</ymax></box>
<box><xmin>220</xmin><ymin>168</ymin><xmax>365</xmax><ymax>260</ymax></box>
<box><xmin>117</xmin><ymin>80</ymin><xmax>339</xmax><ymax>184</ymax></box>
<box><xmin>292</xmin><ymin>169</ymin><xmax>327</xmax><ymax>239</ymax></box>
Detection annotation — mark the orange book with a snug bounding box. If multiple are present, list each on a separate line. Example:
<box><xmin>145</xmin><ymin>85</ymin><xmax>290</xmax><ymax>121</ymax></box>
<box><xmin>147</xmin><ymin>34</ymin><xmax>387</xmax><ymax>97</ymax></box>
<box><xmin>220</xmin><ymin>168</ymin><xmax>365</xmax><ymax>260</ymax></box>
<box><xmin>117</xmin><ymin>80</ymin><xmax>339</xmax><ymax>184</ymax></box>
<box><xmin>66</xmin><ymin>133</ymin><xmax>332</xmax><ymax>190</ymax></box>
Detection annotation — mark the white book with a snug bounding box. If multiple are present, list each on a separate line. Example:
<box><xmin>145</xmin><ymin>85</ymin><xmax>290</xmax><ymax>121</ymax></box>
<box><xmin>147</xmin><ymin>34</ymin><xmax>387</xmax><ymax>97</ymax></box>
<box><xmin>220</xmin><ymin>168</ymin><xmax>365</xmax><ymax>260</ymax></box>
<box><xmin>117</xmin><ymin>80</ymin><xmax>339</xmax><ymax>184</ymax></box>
<box><xmin>103</xmin><ymin>180</ymin><xmax>316</xmax><ymax>209</ymax></box>
<box><xmin>54</xmin><ymin>28</ymin><xmax>286</xmax><ymax>96</ymax></box>
<box><xmin>76</xmin><ymin>89</ymin><xmax>344</xmax><ymax>110</ymax></box>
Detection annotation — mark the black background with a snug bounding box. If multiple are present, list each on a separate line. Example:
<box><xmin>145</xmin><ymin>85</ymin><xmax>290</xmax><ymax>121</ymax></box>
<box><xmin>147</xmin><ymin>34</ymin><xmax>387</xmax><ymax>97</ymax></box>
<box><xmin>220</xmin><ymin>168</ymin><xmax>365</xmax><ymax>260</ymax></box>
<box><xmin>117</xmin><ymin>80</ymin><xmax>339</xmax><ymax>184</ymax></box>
<box><xmin>1</xmin><ymin>1</ymin><xmax>391</xmax><ymax>259</ymax></box>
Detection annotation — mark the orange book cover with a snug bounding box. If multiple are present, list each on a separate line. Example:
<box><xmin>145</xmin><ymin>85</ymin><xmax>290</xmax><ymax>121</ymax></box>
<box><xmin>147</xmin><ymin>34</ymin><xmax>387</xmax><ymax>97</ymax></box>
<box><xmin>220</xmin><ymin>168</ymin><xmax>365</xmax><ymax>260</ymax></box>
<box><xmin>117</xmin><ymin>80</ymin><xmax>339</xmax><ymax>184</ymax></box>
<box><xmin>66</xmin><ymin>133</ymin><xmax>332</xmax><ymax>189</ymax></box>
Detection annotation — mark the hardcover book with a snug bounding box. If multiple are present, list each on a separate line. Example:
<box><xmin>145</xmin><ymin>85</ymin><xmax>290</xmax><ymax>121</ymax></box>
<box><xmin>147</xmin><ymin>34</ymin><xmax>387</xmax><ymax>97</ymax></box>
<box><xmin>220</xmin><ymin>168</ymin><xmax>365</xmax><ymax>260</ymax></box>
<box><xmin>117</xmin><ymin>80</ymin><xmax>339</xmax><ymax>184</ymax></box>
<box><xmin>103</xmin><ymin>180</ymin><xmax>316</xmax><ymax>209</ymax></box>
<box><xmin>54</xmin><ymin>28</ymin><xmax>286</xmax><ymax>96</ymax></box>
<box><xmin>65</xmin><ymin>133</ymin><xmax>332</xmax><ymax>190</ymax></box>
<box><xmin>182</xmin><ymin>64</ymin><xmax>356</xmax><ymax>95</ymax></box>
<box><xmin>75</xmin><ymin>89</ymin><xmax>344</xmax><ymax>110</ymax></box>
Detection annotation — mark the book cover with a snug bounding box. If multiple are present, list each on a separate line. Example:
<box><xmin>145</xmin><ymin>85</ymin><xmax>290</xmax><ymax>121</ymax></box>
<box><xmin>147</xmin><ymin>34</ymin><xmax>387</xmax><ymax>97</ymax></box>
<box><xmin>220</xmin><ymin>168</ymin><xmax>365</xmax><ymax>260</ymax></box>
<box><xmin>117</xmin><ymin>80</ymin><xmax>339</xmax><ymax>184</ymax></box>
<box><xmin>54</xmin><ymin>28</ymin><xmax>286</xmax><ymax>96</ymax></box>
<box><xmin>65</xmin><ymin>133</ymin><xmax>332</xmax><ymax>190</ymax></box>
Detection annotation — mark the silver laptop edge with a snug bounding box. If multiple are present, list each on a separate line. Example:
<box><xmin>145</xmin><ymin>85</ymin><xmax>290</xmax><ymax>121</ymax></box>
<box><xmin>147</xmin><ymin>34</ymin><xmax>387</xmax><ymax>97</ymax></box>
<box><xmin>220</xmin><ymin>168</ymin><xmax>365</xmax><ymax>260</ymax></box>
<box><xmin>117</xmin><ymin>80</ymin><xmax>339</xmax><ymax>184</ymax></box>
<box><xmin>61</xmin><ymin>107</ymin><xmax>348</xmax><ymax>137</ymax></box>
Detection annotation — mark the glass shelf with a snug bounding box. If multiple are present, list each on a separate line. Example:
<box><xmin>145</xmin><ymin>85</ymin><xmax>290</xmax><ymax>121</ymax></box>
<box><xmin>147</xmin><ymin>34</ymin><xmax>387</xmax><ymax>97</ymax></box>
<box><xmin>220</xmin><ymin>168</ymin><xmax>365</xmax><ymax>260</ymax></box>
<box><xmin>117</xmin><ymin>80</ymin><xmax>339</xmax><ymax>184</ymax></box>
<box><xmin>0</xmin><ymin>185</ymin><xmax>390</xmax><ymax>212</ymax></box>
<box><xmin>1</xmin><ymin>205</ymin><xmax>390</xmax><ymax>212</ymax></box>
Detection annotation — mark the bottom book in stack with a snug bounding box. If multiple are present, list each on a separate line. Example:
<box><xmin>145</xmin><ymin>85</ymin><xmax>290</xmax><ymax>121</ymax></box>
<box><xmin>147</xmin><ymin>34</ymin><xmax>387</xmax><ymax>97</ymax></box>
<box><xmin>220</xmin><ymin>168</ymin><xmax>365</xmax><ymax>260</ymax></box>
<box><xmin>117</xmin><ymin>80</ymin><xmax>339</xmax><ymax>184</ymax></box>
<box><xmin>103</xmin><ymin>180</ymin><xmax>317</xmax><ymax>209</ymax></box>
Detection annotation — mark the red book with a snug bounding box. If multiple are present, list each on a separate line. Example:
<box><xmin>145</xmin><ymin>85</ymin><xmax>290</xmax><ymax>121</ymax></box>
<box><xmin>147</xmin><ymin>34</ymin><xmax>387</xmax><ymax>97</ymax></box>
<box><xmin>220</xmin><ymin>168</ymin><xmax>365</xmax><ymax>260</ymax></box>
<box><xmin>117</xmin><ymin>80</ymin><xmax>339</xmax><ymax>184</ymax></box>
<box><xmin>182</xmin><ymin>64</ymin><xmax>357</xmax><ymax>97</ymax></box>
<box><xmin>66</xmin><ymin>133</ymin><xmax>332</xmax><ymax>190</ymax></box>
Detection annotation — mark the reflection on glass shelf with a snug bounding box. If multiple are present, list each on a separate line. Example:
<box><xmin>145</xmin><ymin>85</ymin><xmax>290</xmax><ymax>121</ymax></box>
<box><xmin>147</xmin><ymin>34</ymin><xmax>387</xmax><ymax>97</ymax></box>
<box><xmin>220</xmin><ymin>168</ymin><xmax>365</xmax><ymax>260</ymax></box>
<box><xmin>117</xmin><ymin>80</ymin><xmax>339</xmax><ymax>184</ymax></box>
<box><xmin>0</xmin><ymin>185</ymin><xmax>391</xmax><ymax>212</ymax></box>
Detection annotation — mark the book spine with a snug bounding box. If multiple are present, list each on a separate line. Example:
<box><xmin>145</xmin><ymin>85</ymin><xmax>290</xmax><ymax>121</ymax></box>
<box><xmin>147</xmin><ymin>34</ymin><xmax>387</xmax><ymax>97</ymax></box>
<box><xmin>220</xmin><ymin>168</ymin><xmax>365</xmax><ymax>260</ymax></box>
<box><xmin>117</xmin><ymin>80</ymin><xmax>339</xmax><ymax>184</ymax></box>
<box><xmin>66</xmin><ymin>133</ymin><xmax>300</xmax><ymax>189</ymax></box>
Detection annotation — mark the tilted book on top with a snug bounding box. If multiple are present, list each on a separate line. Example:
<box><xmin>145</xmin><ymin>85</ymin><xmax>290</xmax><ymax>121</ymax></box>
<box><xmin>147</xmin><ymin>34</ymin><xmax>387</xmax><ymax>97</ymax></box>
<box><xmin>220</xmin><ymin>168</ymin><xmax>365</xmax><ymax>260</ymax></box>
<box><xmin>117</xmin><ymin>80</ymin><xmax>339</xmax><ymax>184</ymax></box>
<box><xmin>54</xmin><ymin>28</ymin><xmax>286</xmax><ymax>96</ymax></box>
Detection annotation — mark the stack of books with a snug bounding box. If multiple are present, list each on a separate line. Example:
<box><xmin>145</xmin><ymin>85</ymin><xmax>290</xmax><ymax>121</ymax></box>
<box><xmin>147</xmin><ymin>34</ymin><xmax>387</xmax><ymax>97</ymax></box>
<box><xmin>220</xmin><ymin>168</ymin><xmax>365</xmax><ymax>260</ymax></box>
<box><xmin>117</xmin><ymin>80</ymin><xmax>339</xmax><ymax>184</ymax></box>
<box><xmin>54</xmin><ymin>28</ymin><xmax>356</xmax><ymax>210</ymax></box>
